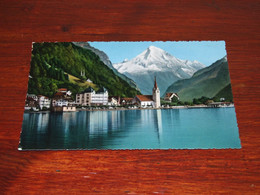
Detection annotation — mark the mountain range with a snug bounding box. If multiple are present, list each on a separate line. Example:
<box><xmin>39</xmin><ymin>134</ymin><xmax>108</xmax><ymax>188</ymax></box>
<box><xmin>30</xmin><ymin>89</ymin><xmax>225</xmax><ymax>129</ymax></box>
<box><xmin>164</xmin><ymin>56</ymin><xmax>232</xmax><ymax>101</ymax></box>
<box><xmin>113</xmin><ymin>46</ymin><xmax>205</xmax><ymax>95</ymax></box>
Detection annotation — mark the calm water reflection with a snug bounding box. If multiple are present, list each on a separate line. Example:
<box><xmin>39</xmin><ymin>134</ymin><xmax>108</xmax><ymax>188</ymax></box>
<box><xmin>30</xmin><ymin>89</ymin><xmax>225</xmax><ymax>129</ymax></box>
<box><xmin>20</xmin><ymin>108</ymin><xmax>241</xmax><ymax>150</ymax></box>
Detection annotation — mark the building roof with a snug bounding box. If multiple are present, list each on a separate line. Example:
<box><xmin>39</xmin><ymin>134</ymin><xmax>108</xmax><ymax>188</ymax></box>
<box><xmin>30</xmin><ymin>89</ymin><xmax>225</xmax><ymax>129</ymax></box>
<box><xmin>54</xmin><ymin>92</ymin><xmax>64</xmax><ymax>96</ymax></box>
<box><xmin>26</xmin><ymin>97</ymin><xmax>36</xmax><ymax>101</ymax></box>
<box><xmin>53</xmin><ymin>92</ymin><xmax>66</xmax><ymax>99</ymax></box>
<box><xmin>97</xmin><ymin>87</ymin><xmax>107</xmax><ymax>93</ymax></box>
<box><xmin>165</xmin><ymin>92</ymin><xmax>179</xmax><ymax>98</ymax></box>
<box><xmin>121</xmin><ymin>97</ymin><xmax>133</xmax><ymax>101</ymax></box>
<box><xmin>136</xmin><ymin>95</ymin><xmax>153</xmax><ymax>102</ymax></box>
<box><xmin>82</xmin><ymin>87</ymin><xmax>94</xmax><ymax>93</ymax></box>
<box><xmin>58</xmin><ymin>88</ymin><xmax>67</xmax><ymax>92</ymax></box>
<box><xmin>38</xmin><ymin>95</ymin><xmax>49</xmax><ymax>99</ymax></box>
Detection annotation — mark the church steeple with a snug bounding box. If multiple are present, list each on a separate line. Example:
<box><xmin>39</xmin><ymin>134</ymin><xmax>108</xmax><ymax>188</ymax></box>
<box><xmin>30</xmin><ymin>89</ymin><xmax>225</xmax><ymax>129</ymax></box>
<box><xmin>154</xmin><ymin>76</ymin><xmax>158</xmax><ymax>89</ymax></box>
<box><xmin>152</xmin><ymin>76</ymin><xmax>160</xmax><ymax>108</ymax></box>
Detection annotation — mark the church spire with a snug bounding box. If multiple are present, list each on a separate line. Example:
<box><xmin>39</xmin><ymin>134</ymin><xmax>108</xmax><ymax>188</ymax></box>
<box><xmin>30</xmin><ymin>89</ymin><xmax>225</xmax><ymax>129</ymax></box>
<box><xmin>152</xmin><ymin>76</ymin><xmax>160</xmax><ymax>108</ymax></box>
<box><xmin>154</xmin><ymin>76</ymin><xmax>158</xmax><ymax>89</ymax></box>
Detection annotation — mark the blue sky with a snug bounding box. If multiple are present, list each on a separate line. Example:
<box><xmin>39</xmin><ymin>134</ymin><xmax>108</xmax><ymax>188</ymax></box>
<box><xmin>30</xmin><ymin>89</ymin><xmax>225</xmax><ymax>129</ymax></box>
<box><xmin>90</xmin><ymin>41</ymin><xmax>226</xmax><ymax>66</ymax></box>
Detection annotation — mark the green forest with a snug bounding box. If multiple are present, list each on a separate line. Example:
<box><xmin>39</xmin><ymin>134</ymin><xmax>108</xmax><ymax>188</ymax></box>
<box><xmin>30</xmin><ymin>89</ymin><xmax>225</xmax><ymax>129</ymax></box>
<box><xmin>28</xmin><ymin>42</ymin><xmax>141</xmax><ymax>98</ymax></box>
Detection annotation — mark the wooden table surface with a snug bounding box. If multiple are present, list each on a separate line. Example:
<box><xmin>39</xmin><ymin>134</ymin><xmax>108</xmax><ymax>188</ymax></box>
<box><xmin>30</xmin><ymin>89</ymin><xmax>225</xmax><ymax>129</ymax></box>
<box><xmin>0</xmin><ymin>0</ymin><xmax>259</xmax><ymax>194</ymax></box>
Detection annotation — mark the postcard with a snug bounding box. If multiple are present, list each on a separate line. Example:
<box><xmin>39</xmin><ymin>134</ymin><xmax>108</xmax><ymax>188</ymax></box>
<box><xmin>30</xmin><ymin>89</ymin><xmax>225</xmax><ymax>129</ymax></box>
<box><xmin>19</xmin><ymin>41</ymin><xmax>241</xmax><ymax>150</ymax></box>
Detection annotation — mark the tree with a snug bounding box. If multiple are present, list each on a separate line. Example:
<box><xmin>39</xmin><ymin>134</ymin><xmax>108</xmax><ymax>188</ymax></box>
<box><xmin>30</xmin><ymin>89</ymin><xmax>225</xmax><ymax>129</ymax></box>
<box><xmin>64</xmin><ymin>73</ymin><xmax>69</xmax><ymax>81</ymax></box>
<box><xmin>199</xmin><ymin>96</ymin><xmax>209</xmax><ymax>104</ymax></box>
<box><xmin>171</xmin><ymin>96</ymin><xmax>179</xmax><ymax>103</ymax></box>
<box><xmin>31</xmin><ymin>62</ymin><xmax>41</xmax><ymax>77</ymax></box>
<box><xmin>50</xmin><ymin>82</ymin><xmax>58</xmax><ymax>94</ymax></box>
<box><xmin>212</xmin><ymin>96</ymin><xmax>219</xmax><ymax>102</ymax></box>
<box><xmin>193</xmin><ymin>98</ymin><xmax>201</xmax><ymax>105</ymax></box>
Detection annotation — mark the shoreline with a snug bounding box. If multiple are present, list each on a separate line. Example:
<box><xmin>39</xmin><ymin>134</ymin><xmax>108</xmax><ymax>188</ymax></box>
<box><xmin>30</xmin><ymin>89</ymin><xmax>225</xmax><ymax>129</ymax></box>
<box><xmin>24</xmin><ymin>104</ymin><xmax>234</xmax><ymax>113</ymax></box>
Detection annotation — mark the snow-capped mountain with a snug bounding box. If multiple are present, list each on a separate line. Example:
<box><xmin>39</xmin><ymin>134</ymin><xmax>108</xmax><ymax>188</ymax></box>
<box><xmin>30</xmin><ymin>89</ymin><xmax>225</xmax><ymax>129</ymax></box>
<box><xmin>113</xmin><ymin>46</ymin><xmax>206</xmax><ymax>95</ymax></box>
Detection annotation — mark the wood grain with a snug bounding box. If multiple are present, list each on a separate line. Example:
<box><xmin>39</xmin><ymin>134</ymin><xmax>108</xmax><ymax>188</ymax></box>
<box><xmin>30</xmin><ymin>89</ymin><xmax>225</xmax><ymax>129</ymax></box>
<box><xmin>0</xmin><ymin>0</ymin><xmax>259</xmax><ymax>194</ymax></box>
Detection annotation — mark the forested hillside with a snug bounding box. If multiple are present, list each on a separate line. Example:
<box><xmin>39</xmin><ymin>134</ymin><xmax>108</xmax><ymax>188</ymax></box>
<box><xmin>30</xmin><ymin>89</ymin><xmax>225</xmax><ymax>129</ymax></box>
<box><xmin>28</xmin><ymin>42</ymin><xmax>141</xmax><ymax>98</ymax></box>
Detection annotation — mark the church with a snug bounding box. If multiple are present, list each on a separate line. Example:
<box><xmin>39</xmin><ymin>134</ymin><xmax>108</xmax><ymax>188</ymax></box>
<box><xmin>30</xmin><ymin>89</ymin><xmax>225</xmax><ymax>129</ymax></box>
<box><xmin>133</xmin><ymin>77</ymin><xmax>161</xmax><ymax>108</ymax></box>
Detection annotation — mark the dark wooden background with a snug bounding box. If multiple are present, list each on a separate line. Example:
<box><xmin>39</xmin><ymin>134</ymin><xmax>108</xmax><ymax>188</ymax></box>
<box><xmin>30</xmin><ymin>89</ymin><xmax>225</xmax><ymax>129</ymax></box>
<box><xmin>0</xmin><ymin>0</ymin><xmax>259</xmax><ymax>194</ymax></box>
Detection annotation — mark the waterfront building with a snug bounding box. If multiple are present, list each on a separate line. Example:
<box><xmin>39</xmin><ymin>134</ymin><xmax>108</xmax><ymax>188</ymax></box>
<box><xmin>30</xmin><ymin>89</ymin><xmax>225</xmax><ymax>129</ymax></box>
<box><xmin>207</xmin><ymin>102</ymin><xmax>234</xmax><ymax>108</ymax></box>
<box><xmin>52</xmin><ymin>89</ymin><xmax>76</xmax><ymax>112</ymax></box>
<box><xmin>76</xmin><ymin>87</ymin><xmax>108</xmax><ymax>106</ymax></box>
<box><xmin>52</xmin><ymin>90</ymin><xmax>72</xmax><ymax>107</ymax></box>
<box><xmin>133</xmin><ymin>77</ymin><xmax>161</xmax><ymax>108</ymax></box>
<box><xmin>133</xmin><ymin>95</ymin><xmax>154</xmax><ymax>107</ymax></box>
<box><xmin>108</xmin><ymin>96</ymin><xmax>120</xmax><ymax>106</ymax></box>
<box><xmin>38</xmin><ymin>95</ymin><xmax>51</xmax><ymax>109</ymax></box>
<box><xmin>24</xmin><ymin>94</ymin><xmax>39</xmax><ymax>111</ymax></box>
<box><xmin>52</xmin><ymin>97</ymin><xmax>69</xmax><ymax>107</ymax></box>
<box><xmin>120</xmin><ymin>98</ymin><xmax>134</xmax><ymax>105</ymax></box>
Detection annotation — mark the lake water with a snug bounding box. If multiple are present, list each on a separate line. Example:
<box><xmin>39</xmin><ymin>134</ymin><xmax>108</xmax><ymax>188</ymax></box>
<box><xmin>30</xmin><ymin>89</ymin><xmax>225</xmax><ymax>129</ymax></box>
<box><xmin>19</xmin><ymin>108</ymin><xmax>241</xmax><ymax>150</ymax></box>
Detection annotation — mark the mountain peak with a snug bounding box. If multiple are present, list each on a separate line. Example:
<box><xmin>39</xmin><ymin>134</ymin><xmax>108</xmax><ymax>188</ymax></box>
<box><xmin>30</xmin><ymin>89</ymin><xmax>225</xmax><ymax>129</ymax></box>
<box><xmin>146</xmin><ymin>45</ymin><xmax>165</xmax><ymax>54</ymax></box>
<box><xmin>113</xmin><ymin>46</ymin><xmax>206</xmax><ymax>94</ymax></box>
<box><xmin>113</xmin><ymin>46</ymin><xmax>205</xmax><ymax>74</ymax></box>
<box><xmin>147</xmin><ymin>45</ymin><xmax>161</xmax><ymax>50</ymax></box>
<box><xmin>141</xmin><ymin>46</ymin><xmax>170</xmax><ymax>62</ymax></box>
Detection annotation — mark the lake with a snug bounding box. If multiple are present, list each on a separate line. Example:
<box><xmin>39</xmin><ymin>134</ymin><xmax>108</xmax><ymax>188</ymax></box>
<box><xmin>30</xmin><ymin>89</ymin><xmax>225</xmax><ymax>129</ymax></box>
<box><xmin>19</xmin><ymin>108</ymin><xmax>241</xmax><ymax>150</ymax></box>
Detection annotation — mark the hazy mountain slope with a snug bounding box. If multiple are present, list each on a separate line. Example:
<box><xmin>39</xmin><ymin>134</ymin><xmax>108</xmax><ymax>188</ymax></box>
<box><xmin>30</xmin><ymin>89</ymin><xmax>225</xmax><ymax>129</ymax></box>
<box><xmin>214</xmin><ymin>83</ymin><xmax>233</xmax><ymax>102</ymax></box>
<box><xmin>164</xmin><ymin>56</ymin><xmax>230</xmax><ymax>101</ymax></box>
<box><xmin>113</xmin><ymin>46</ymin><xmax>205</xmax><ymax>95</ymax></box>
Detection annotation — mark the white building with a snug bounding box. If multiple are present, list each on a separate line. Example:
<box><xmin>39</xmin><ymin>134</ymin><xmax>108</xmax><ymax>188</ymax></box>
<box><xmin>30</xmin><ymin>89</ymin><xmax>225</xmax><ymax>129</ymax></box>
<box><xmin>133</xmin><ymin>95</ymin><xmax>154</xmax><ymax>107</ymax></box>
<box><xmin>51</xmin><ymin>89</ymin><xmax>76</xmax><ymax>112</ymax></box>
<box><xmin>38</xmin><ymin>95</ymin><xmax>51</xmax><ymax>109</ymax></box>
<box><xmin>76</xmin><ymin>87</ymin><xmax>108</xmax><ymax>106</ymax></box>
<box><xmin>108</xmin><ymin>97</ymin><xmax>119</xmax><ymax>106</ymax></box>
<box><xmin>52</xmin><ymin>99</ymin><xmax>69</xmax><ymax>107</ymax></box>
<box><xmin>133</xmin><ymin>77</ymin><xmax>161</xmax><ymax>108</ymax></box>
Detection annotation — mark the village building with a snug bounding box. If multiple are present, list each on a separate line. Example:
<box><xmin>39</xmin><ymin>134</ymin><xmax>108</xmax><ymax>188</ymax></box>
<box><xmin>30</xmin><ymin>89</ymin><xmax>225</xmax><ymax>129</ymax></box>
<box><xmin>76</xmin><ymin>87</ymin><xmax>108</xmax><ymax>106</ymax></box>
<box><xmin>57</xmin><ymin>88</ymin><xmax>67</xmax><ymax>94</ymax></box>
<box><xmin>27</xmin><ymin>94</ymin><xmax>38</xmax><ymax>101</ymax></box>
<box><xmin>52</xmin><ymin>88</ymin><xmax>76</xmax><ymax>112</ymax></box>
<box><xmin>38</xmin><ymin>95</ymin><xmax>51</xmax><ymax>110</ymax></box>
<box><xmin>108</xmin><ymin>96</ymin><xmax>120</xmax><ymax>106</ymax></box>
<box><xmin>120</xmin><ymin>98</ymin><xmax>134</xmax><ymax>105</ymax></box>
<box><xmin>24</xmin><ymin>94</ymin><xmax>39</xmax><ymax>111</ymax></box>
<box><xmin>164</xmin><ymin>92</ymin><xmax>179</xmax><ymax>102</ymax></box>
<box><xmin>52</xmin><ymin>92</ymin><xmax>69</xmax><ymax>107</ymax></box>
<box><xmin>133</xmin><ymin>95</ymin><xmax>154</xmax><ymax>107</ymax></box>
<box><xmin>133</xmin><ymin>77</ymin><xmax>161</xmax><ymax>108</ymax></box>
<box><xmin>56</xmin><ymin>88</ymin><xmax>72</xmax><ymax>97</ymax></box>
<box><xmin>207</xmin><ymin>102</ymin><xmax>233</xmax><ymax>108</ymax></box>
